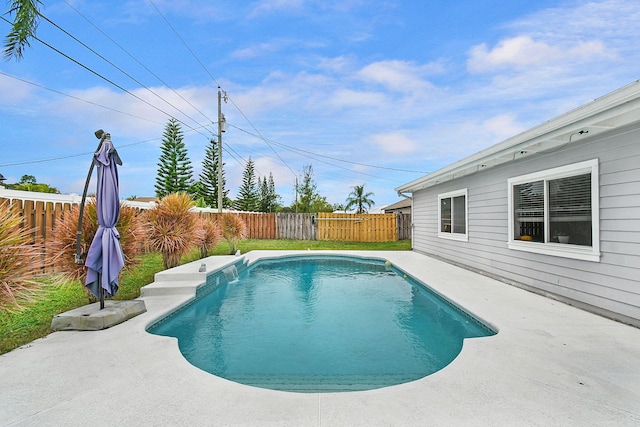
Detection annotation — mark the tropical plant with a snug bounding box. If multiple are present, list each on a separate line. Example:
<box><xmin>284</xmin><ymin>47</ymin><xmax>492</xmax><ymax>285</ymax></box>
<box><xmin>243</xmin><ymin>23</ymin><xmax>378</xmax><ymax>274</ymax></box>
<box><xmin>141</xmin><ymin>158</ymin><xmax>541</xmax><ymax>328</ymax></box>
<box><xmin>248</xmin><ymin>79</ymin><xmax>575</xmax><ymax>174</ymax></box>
<box><xmin>144</xmin><ymin>192</ymin><xmax>197</xmax><ymax>269</ymax></box>
<box><xmin>345</xmin><ymin>184</ymin><xmax>375</xmax><ymax>214</ymax></box>
<box><xmin>155</xmin><ymin>118</ymin><xmax>194</xmax><ymax>198</ymax></box>
<box><xmin>3</xmin><ymin>0</ymin><xmax>42</xmax><ymax>60</ymax></box>
<box><xmin>0</xmin><ymin>201</ymin><xmax>46</xmax><ymax>311</ymax></box>
<box><xmin>219</xmin><ymin>213</ymin><xmax>247</xmax><ymax>255</ymax></box>
<box><xmin>194</xmin><ymin>216</ymin><xmax>222</xmax><ymax>258</ymax></box>
<box><xmin>47</xmin><ymin>201</ymin><xmax>144</xmax><ymax>290</ymax></box>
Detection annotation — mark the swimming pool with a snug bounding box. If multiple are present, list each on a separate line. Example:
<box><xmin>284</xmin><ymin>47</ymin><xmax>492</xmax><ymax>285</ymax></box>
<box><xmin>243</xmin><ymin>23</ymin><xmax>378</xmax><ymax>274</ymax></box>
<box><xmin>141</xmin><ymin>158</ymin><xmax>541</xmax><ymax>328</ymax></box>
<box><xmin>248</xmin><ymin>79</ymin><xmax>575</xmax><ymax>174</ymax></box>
<box><xmin>148</xmin><ymin>255</ymin><xmax>496</xmax><ymax>392</ymax></box>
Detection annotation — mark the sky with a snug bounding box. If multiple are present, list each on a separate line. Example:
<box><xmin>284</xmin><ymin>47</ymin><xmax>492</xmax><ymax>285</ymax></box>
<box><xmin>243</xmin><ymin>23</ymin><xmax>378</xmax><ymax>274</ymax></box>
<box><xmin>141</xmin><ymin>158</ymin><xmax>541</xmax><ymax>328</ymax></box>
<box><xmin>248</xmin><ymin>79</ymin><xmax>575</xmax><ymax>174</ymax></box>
<box><xmin>1</xmin><ymin>0</ymin><xmax>640</xmax><ymax>209</ymax></box>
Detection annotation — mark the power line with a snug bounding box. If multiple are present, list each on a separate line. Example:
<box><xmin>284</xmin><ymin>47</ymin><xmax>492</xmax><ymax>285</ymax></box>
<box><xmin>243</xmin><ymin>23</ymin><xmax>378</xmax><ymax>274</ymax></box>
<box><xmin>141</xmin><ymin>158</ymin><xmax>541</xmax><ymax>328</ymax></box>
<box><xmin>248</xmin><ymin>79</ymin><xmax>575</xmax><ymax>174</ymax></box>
<box><xmin>61</xmin><ymin>0</ymin><xmax>214</xmax><ymax>127</ymax></box>
<box><xmin>147</xmin><ymin>0</ymin><xmax>220</xmax><ymax>88</ymax></box>
<box><xmin>146</xmin><ymin>0</ymin><xmax>299</xmax><ymax>181</ymax></box>
<box><xmin>228</xmin><ymin>124</ymin><xmax>430</xmax><ymax>174</ymax></box>
<box><xmin>0</xmin><ymin>14</ymin><xmax>215</xmax><ymax>143</ymax></box>
<box><xmin>36</xmin><ymin>12</ymin><xmax>210</xmax><ymax>135</ymax></box>
<box><xmin>0</xmin><ymin>71</ymin><xmax>164</xmax><ymax>125</ymax></box>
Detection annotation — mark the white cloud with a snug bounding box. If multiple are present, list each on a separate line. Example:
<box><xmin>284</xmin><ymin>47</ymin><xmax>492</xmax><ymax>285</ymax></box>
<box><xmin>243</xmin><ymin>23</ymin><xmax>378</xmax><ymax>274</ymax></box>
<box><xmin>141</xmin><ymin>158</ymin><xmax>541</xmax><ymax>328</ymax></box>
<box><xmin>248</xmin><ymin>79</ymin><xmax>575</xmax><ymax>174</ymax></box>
<box><xmin>370</xmin><ymin>132</ymin><xmax>418</xmax><ymax>155</ymax></box>
<box><xmin>480</xmin><ymin>114</ymin><xmax>527</xmax><ymax>143</ymax></box>
<box><xmin>0</xmin><ymin>74</ymin><xmax>34</xmax><ymax>106</ymax></box>
<box><xmin>249</xmin><ymin>0</ymin><xmax>305</xmax><ymax>17</ymax></box>
<box><xmin>467</xmin><ymin>36</ymin><xmax>611</xmax><ymax>73</ymax></box>
<box><xmin>356</xmin><ymin>60</ymin><xmax>435</xmax><ymax>93</ymax></box>
<box><xmin>329</xmin><ymin>89</ymin><xmax>386</xmax><ymax>108</ymax></box>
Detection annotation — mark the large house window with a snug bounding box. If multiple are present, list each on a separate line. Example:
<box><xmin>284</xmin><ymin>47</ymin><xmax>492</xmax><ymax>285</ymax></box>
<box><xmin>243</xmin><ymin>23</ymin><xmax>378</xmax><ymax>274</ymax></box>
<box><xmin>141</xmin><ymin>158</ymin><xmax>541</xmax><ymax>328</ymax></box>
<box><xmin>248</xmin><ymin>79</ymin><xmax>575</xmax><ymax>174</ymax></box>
<box><xmin>508</xmin><ymin>159</ymin><xmax>600</xmax><ymax>262</ymax></box>
<box><xmin>438</xmin><ymin>189</ymin><xmax>468</xmax><ymax>241</ymax></box>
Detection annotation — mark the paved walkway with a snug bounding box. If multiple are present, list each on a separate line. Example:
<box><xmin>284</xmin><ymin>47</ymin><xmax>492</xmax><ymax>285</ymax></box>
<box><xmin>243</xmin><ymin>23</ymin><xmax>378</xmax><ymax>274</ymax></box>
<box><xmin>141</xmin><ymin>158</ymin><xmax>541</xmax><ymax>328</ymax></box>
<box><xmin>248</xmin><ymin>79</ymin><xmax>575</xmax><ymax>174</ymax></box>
<box><xmin>2</xmin><ymin>251</ymin><xmax>640</xmax><ymax>426</ymax></box>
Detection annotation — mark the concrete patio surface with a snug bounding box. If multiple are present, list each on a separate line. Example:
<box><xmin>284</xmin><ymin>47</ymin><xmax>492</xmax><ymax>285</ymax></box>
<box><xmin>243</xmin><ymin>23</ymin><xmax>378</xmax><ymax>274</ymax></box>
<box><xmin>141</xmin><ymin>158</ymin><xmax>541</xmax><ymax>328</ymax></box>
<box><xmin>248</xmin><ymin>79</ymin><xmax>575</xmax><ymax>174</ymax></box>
<box><xmin>1</xmin><ymin>250</ymin><xmax>639</xmax><ymax>426</ymax></box>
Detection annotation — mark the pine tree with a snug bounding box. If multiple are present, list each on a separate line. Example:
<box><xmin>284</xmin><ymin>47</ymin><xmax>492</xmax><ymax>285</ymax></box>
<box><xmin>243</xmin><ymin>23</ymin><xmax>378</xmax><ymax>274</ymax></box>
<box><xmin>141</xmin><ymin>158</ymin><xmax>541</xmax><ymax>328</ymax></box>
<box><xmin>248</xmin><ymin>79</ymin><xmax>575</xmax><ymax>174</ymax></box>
<box><xmin>258</xmin><ymin>172</ymin><xmax>280</xmax><ymax>212</ymax></box>
<box><xmin>234</xmin><ymin>157</ymin><xmax>259</xmax><ymax>211</ymax></box>
<box><xmin>199</xmin><ymin>138</ymin><xmax>229</xmax><ymax>208</ymax></box>
<box><xmin>155</xmin><ymin>118</ymin><xmax>193</xmax><ymax>198</ymax></box>
<box><xmin>259</xmin><ymin>176</ymin><xmax>269</xmax><ymax>212</ymax></box>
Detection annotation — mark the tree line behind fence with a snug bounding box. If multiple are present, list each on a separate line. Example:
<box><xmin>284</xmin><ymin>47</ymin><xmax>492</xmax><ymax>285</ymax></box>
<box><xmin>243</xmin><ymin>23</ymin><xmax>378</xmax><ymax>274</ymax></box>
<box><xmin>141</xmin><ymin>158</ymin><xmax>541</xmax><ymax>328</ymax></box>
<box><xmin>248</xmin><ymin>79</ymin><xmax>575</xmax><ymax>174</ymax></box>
<box><xmin>1</xmin><ymin>195</ymin><xmax>411</xmax><ymax>270</ymax></box>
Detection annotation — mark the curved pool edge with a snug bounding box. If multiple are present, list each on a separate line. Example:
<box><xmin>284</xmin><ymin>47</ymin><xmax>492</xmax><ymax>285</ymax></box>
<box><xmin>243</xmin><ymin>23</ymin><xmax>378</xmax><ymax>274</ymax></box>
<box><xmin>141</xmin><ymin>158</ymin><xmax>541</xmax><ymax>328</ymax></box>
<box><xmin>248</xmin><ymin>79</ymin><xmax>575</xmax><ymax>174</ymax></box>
<box><xmin>5</xmin><ymin>250</ymin><xmax>640</xmax><ymax>425</ymax></box>
<box><xmin>141</xmin><ymin>250</ymin><xmax>500</xmax><ymax>393</ymax></box>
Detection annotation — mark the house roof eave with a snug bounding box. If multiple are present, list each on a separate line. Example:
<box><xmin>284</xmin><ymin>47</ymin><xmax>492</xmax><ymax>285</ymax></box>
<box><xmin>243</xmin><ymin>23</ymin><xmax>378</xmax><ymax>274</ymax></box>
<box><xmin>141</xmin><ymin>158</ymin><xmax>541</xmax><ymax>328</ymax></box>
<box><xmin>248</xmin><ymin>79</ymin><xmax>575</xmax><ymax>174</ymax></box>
<box><xmin>396</xmin><ymin>79</ymin><xmax>640</xmax><ymax>194</ymax></box>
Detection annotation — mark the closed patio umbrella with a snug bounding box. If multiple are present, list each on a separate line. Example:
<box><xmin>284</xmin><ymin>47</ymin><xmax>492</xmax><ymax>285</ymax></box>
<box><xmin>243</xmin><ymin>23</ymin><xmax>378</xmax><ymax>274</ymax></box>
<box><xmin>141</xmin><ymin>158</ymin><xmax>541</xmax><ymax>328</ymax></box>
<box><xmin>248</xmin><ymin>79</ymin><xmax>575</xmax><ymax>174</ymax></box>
<box><xmin>83</xmin><ymin>131</ymin><xmax>124</xmax><ymax>308</ymax></box>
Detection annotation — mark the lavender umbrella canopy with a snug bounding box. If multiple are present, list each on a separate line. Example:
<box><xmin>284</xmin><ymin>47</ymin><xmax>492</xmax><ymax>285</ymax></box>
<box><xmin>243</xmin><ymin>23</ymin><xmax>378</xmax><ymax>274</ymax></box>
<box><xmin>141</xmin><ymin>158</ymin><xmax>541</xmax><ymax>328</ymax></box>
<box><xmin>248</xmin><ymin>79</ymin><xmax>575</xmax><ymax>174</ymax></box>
<box><xmin>84</xmin><ymin>134</ymin><xmax>125</xmax><ymax>299</ymax></box>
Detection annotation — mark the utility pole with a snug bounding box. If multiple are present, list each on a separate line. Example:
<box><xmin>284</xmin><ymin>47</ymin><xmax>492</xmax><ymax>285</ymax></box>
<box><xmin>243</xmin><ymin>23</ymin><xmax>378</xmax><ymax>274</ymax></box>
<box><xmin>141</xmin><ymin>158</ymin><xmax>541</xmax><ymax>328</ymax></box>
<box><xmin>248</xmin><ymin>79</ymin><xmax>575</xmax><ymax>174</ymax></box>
<box><xmin>217</xmin><ymin>86</ymin><xmax>227</xmax><ymax>213</ymax></box>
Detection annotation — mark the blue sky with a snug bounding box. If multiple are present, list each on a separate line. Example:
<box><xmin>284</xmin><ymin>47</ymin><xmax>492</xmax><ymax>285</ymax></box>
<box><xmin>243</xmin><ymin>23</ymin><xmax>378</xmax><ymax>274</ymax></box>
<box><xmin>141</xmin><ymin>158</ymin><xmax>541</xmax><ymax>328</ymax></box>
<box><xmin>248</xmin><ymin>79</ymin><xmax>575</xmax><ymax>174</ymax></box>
<box><xmin>1</xmin><ymin>0</ymin><xmax>640</xmax><ymax>209</ymax></box>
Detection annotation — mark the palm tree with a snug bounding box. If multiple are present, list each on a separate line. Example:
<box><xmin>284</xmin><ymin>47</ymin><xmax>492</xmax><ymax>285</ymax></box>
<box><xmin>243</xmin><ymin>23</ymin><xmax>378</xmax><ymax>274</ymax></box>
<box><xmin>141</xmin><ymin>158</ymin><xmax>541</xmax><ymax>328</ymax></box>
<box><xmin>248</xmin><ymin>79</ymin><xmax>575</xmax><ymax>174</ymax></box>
<box><xmin>3</xmin><ymin>0</ymin><xmax>42</xmax><ymax>60</ymax></box>
<box><xmin>345</xmin><ymin>185</ymin><xmax>375</xmax><ymax>214</ymax></box>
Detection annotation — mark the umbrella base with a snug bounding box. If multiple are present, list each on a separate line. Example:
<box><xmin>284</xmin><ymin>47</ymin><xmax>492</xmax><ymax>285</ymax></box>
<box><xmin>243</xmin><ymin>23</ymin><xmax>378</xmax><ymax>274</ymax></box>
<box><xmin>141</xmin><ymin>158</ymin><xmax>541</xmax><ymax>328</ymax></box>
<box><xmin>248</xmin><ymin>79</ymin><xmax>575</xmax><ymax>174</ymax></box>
<box><xmin>50</xmin><ymin>300</ymin><xmax>146</xmax><ymax>331</ymax></box>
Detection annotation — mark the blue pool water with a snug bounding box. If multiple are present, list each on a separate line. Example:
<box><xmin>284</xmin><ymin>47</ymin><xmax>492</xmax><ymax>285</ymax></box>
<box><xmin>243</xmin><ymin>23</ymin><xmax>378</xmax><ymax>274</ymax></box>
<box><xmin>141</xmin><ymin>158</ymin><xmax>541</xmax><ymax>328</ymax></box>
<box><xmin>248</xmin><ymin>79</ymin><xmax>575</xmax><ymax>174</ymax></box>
<box><xmin>148</xmin><ymin>255</ymin><xmax>495</xmax><ymax>392</ymax></box>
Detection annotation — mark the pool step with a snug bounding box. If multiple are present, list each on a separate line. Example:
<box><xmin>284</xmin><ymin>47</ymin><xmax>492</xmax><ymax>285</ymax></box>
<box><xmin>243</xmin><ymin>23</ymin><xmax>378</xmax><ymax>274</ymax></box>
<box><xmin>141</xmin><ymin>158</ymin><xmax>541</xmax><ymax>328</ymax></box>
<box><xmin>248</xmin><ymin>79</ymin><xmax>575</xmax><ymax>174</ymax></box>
<box><xmin>140</xmin><ymin>280</ymin><xmax>202</xmax><ymax>297</ymax></box>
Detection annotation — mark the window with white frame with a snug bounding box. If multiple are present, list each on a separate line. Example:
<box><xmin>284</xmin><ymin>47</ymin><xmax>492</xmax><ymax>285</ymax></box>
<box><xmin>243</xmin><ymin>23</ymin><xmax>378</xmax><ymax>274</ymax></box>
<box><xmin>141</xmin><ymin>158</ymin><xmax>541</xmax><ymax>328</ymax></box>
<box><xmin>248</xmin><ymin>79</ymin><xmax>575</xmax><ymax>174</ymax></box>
<box><xmin>508</xmin><ymin>159</ymin><xmax>600</xmax><ymax>262</ymax></box>
<box><xmin>438</xmin><ymin>189</ymin><xmax>467</xmax><ymax>240</ymax></box>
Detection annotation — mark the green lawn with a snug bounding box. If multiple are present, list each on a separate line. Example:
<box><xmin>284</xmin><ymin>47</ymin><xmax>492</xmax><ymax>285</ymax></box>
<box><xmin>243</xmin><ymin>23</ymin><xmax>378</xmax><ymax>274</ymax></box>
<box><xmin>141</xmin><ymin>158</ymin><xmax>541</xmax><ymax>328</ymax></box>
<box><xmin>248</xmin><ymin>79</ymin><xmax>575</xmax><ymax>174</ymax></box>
<box><xmin>0</xmin><ymin>239</ymin><xmax>411</xmax><ymax>354</ymax></box>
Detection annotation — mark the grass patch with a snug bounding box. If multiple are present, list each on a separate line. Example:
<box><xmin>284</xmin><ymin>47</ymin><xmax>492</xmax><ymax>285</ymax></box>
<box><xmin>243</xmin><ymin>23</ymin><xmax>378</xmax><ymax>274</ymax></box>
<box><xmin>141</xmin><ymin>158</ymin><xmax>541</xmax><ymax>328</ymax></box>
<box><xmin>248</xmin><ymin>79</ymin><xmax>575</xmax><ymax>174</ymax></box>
<box><xmin>0</xmin><ymin>239</ymin><xmax>411</xmax><ymax>354</ymax></box>
<box><xmin>0</xmin><ymin>279</ymin><xmax>86</xmax><ymax>354</ymax></box>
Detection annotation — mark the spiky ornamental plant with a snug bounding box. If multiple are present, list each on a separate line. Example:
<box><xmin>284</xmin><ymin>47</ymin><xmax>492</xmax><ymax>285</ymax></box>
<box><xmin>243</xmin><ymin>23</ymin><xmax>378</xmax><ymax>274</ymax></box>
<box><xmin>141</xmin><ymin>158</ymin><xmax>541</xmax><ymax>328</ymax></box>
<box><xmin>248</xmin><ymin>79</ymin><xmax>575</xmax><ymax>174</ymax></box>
<box><xmin>220</xmin><ymin>213</ymin><xmax>248</xmax><ymax>255</ymax></box>
<box><xmin>194</xmin><ymin>216</ymin><xmax>222</xmax><ymax>258</ymax></box>
<box><xmin>155</xmin><ymin>118</ymin><xmax>194</xmax><ymax>198</ymax></box>
<box><xmin>144</xmin><ymin>192</ymin><xmax>197</xmax><ymax>269</ymax></box>
<box><xmin>0</xmin><ymin>201</ymin><xmax>47</xmax><ymax>311</ymax></box>
<box><xmin>47</xmin><ymin>201</ymin><xmax>144</xmax><ymax>301</ymax></box>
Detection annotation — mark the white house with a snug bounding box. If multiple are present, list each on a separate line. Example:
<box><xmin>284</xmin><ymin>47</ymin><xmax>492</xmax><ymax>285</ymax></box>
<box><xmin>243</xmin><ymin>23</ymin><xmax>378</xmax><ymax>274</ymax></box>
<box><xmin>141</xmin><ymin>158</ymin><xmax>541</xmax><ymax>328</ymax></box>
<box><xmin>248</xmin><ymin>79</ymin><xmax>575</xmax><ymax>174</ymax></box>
<box><xmin>396</xmin><ymin>81</ymin><xmax>640</xmax><ymax>327</ymax></box>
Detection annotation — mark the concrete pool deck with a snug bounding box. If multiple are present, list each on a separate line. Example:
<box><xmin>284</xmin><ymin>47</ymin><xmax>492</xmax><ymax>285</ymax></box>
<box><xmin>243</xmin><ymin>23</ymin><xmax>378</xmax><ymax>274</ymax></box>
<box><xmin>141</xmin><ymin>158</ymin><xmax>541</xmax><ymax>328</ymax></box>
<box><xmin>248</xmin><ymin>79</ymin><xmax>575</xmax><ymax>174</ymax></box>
<box><xmin>1</xmin><ymin>250</ymin><xmax>639</xmax><ymax>426</ymax></box>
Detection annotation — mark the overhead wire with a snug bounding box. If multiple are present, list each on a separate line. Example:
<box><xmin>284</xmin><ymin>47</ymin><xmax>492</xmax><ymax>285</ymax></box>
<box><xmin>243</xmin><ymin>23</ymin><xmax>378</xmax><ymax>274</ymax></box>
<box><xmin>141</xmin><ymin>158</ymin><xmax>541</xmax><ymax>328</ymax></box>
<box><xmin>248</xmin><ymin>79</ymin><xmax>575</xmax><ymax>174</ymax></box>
<box><xmin>61</xmin><ymin>0</ymin><xmax>214</xmax><ymax>126</ymax></box>
<box><xmin>0</xmin><ymin>70</ymin><xmax>164</xmax><ymax>125</ymax></box>
<box><xmin>145</xmin><ymin>0</ymin><xmax>299</xmax><ymax>179</ymax></box>
<box><xmin>2</xmin><ymin>7</ymin><xmax>423</xmax><ymax>191</ymax></box>
<box><xmin>32</xmin><ymin>15</ymin><xmax>219</xmax><ymax>143</ymax></box>
<box><xmin>228</xmin><ymin>123</ymin><xmax>430</xmax><ymax>175</ymax></box>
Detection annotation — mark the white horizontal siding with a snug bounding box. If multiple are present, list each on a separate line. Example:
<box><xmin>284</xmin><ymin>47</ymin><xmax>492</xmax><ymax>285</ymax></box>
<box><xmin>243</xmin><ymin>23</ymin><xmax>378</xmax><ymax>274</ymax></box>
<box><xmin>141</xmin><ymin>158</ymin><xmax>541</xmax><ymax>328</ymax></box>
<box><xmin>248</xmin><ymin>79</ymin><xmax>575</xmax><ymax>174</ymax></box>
<box><xmin>412</xmin><ymin>121</ymin><xmax>640</xmax><ymax>326</ymax></box>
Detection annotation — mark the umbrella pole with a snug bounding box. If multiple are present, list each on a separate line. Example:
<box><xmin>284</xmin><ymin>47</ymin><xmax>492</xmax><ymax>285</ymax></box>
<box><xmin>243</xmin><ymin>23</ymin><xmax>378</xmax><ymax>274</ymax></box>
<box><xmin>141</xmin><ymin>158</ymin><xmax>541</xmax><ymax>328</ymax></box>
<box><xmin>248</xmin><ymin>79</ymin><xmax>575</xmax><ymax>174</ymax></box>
<box><xmin>99</xmin><ymin>273</ymin><xmax>105</xmax><ymax>309</ymax></box>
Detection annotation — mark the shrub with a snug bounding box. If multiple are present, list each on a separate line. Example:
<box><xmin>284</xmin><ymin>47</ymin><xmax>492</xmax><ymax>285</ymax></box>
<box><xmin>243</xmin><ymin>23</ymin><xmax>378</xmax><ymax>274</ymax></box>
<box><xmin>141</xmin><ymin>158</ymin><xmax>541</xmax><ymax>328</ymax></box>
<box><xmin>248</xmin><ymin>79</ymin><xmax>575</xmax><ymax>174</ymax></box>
<box><xmin>220</xmin><ymin>213</ymin><xmax>248</xmax><ymax>255</ymax></box>
<box><xmin>194</xmin><ymin>216</ymin><xmax>222</xmax><ymax>258</ymax></box>
<box><xmin>0</xmin><ymin>201</ymin><xmax>48</xmax><ymax>311</ymax></box>
<box><xmin>47</xmin><ymin>201</ymin><xmax>144</xmax><ymax>283</ymax></box>
<box><xmin>144</xmin><ymin>192</ymin><xmax>197</xmax><ymax>269</ymax></box>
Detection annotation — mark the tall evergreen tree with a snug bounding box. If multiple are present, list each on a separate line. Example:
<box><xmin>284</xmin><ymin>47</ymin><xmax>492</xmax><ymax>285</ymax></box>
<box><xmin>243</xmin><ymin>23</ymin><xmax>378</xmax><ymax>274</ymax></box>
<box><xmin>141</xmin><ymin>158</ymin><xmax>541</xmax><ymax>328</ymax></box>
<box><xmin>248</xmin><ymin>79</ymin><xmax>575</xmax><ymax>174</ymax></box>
<box><xmin>199</xmin><ymin>138</ymin><xmax>229</xmax><ymax>208</ymax></box>
<box><xmin>258</xmin><ymin>172</ymin><xmax>280</xmax><ymax>212</ymax></box>
<box><xmin>155</xmin><ymin>118</ymin><xmax>193</xmax><ymax>198</ymax></box>
<box><xmin>234</xmin><ymin>157</ymin><xmax>259</xmax><ymax>211</ymax></box>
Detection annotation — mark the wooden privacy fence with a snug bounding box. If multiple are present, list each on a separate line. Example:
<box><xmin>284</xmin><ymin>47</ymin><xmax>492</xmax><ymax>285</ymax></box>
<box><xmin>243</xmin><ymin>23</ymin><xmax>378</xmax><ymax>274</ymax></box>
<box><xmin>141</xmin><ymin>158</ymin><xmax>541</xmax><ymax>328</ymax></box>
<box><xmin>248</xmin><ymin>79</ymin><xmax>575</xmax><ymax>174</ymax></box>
<box><xmin>397</xmin><ymin>213</ymin><xmax>412</xmax><ymax>240</ymax></box>
<box><xmin>0</xmin><ymin>198</ymin><xmax>76</xmax><ymax>245</ymax></box>
<box><xmin>276</xmin><ymin>213</ymin><xmax>317</xmax><ymax>240</ymax></box>
<box><xmin>197</xmin><ymin>212</ymin><xmax>277</xmax><ymax>239</ymax></box>
<box><xmin>316</xmin><ymin>212</ymin><xmax>397</xmax><ymax>242</ymax></box>
<box><xmin>2</xmin><ymin>191</ymin><xmax>411</xmax><ymax>244</ymax></box>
